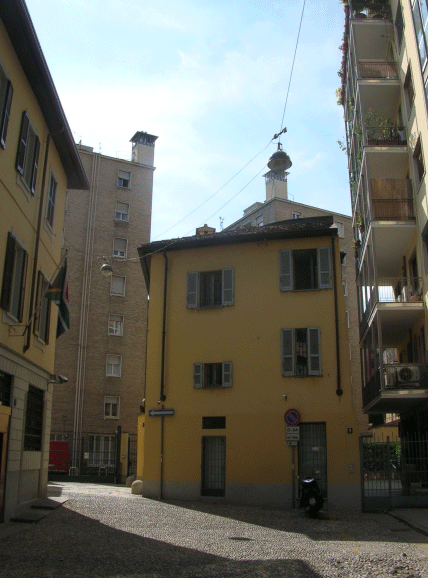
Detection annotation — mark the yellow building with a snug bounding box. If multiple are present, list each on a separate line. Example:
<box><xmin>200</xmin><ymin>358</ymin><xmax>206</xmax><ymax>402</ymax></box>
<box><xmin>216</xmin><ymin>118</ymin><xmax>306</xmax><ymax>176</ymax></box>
<box><xmin>137</xmin><ymin>216</ymin><xmax>361</xmax><ymax>509</ymax></box>
<box><xmin>0</xmin><ymin>0</ymin><xmax>88</xmax><ymax>522</ymax></box>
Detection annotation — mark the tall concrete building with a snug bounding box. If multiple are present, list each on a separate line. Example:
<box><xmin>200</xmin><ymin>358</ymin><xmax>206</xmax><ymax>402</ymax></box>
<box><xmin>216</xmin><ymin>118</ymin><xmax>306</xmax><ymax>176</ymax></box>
<box><xmin>50</xmin><ymin>133</ymin><xmax>156</xmax><ymax>455</ymax></box>
<box><xmin>225</xmin><ymin>170</ymin><xmax>369</xmax><ymax>434</ymax></box>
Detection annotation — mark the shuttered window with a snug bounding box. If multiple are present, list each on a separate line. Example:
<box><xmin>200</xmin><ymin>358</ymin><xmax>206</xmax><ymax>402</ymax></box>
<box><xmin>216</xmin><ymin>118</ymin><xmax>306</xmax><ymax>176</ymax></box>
<box><xmin>0</xmin><ymin>65</ymin><xmax>13</xmax><ymax>149</ymax></box>
<box><xmin>279</xmin><ymin>247</ymin><xmax>331</xmax><ymax>291</ymax></box>
<box><xmin>46</xmin><ymin>173</ymin><xmax>57</xmax><ymax>229</ymax></box>
<box><xmin>16</xmin><ymin>111</ymin><xmax>40</xmax><ymax>194</ymax></box>
<box><xmin>193</xmin><ymin>362</ymin><xmax>233</xmax><ymax>388</ymax></box>
<box><xmin>186</xmin><ymin>268</ymin><xmax>234</xmax><ymax>308</ymax></box>
<box><xmin>281</xmin><ymin>328</ymin><xmax>321</xmax><ymax>376</ymax></box>
<box><xmin>117</xmin><ymin>170</ymin><xmax>131</xmax><ymax>188</ymax></box>
<box><xmin>1</xmin><ymin>232</ymin><xmax>28</xmax><ymax>322</ymax></box>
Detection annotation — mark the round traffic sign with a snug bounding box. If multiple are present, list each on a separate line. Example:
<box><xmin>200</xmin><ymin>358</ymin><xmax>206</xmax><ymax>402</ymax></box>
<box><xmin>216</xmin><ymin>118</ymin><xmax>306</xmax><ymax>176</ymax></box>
<box><xmin>284</xmin><ymin>408</ymin><xmax>300</xmax><ymax>425</ymax></box>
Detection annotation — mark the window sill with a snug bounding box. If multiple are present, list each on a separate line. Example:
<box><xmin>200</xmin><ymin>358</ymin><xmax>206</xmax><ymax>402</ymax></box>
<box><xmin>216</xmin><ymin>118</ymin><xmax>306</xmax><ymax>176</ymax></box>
<box><xmin>33</xmin><ymin>336</ymin><xmax>46</xmax><ymax>351</ymax></box>
<box><xmin>2</xmin><ymin>310</ymin><xmax>21</xmax><ymax>329</ymax></box>
<box><xmin>104</xmin><ymin>416</ymin><xmax>119</xmax><ymax>419</ymax></box>
<box><xmin>43</xmin><ymin>219</ymin><xmax>54</xmax><ymax>240</ymax></box>
<box><xmin>16</xmin><ymin>173</ymin><xmax>33</xmax><ymax>202</ymax></box>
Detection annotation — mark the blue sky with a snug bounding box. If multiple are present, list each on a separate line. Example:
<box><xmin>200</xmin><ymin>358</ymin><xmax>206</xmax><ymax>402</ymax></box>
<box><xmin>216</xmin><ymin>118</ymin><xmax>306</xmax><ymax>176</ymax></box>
<box><xmin>26</xmin><ymin>0</ymin><xmax>350</xmax><ymax>241</ymax></box>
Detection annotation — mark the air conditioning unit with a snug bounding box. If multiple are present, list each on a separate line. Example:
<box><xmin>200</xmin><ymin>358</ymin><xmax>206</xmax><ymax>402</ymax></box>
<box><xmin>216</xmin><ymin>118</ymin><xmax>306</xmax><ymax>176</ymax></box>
<box><xmin>396</xmin><ymin>366</ymin><xmax>414</xmax><ymax>384</ymax></box>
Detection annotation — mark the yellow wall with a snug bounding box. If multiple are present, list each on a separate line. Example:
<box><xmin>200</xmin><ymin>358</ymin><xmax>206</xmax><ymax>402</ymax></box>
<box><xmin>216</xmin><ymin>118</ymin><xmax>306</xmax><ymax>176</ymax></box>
<box><xmin>0</xmin><ymin>18</ymin><xmax>68</xmax><ymax>374</ymax></box>
<box><xmin>141</xmin><ymin>234</ymin><xmax>361</xmax><ymax>500</ymax></box>
<box><xmin>136</xmin><ymin>414</ymin><xmax>145</xmax><ymax>479</ymax></box>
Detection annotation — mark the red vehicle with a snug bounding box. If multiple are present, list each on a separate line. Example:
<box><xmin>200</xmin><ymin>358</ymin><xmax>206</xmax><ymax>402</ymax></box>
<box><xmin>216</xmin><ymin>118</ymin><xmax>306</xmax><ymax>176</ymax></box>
<box><xmin>49</xmin><ymin>441</ymin><xmax>70</xmax><ymax>472</ymax></box>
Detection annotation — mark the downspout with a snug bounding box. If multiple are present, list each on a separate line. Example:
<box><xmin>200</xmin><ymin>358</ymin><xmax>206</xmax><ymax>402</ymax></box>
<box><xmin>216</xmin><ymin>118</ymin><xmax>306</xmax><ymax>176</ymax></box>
<box><xmin>332</xmin><ymin>233</ymin><xmax>343</xmax><ymax>396</ymax></box>
<box><xmin>160</xmin><ymin>249</ymin><xmax>168</xmax><ymax>500</ymax></box>
<box><xmin>24</xmin><ymin>132</ymin><xmax>51</xmax><ymax>353</ymax></box>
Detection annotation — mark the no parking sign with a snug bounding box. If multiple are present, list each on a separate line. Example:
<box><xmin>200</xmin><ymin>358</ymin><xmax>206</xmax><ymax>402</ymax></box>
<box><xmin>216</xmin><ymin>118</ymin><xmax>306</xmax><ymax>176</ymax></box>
<box><xmin>284</xmin><ymin>408</ymin><xmax>301</xmax><ymax>426</ymax></box>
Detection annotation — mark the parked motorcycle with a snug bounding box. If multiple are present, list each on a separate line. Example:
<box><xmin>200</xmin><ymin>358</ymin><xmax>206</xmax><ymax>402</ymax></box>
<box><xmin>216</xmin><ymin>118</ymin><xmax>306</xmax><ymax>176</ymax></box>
<box><xmin>299</xmin><ymin>477</ymin><xmax>324</xmax><ymax>517</ymax></box>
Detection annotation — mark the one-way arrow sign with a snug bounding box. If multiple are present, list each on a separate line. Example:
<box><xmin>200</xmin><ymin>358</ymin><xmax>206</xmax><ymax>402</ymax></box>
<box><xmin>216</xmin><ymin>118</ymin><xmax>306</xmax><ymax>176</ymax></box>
<box><xmin>148</xmin><ymin>408</ymin><xmax>174</xmax><ymax>417</ymax></box>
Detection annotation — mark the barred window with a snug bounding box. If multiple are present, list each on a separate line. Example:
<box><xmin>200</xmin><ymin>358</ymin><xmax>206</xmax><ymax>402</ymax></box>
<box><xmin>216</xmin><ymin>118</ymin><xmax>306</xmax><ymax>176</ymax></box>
<box><xmin>24</xmin><ymin>386</ymin><xmax>44</xmax><ymax>451</ymax></box>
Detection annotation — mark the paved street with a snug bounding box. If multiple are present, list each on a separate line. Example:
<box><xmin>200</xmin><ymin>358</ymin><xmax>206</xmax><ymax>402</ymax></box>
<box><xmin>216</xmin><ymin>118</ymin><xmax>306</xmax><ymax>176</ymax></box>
<box><xmin>1</xmin><ymin>482</ymin><xmax>428</xmax><ymax>578</ymax></box>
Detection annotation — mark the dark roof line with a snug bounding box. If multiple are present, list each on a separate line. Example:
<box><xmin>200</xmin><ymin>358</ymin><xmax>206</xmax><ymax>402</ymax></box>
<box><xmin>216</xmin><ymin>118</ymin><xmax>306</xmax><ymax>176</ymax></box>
<box><xmin>0</xmin><ymin>0</ymin><xmax>89</xmax><ymax>190</ymax></box>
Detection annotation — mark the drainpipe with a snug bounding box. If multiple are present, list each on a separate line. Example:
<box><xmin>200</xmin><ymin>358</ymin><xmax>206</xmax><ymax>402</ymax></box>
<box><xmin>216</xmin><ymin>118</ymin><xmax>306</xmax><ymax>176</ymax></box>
<box><xmin>23</xmin><ymin>132</ymin><xmax>51</xmax><ymax>353</ymax></box>
<box><xmin>160</xmin><ymin>249</ymin><xmax>168</xmax><ymax>403</ymax></box>
<box><xmin>332</xmin><ymin>233</ymin><xmax>343</xmax><ymax>396</ymax></box>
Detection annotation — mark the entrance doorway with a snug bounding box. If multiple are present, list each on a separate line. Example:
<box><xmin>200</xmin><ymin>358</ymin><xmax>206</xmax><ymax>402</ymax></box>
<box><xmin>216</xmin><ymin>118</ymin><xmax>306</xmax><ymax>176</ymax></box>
<box><xmin>298</xmin><ymin>422</ymin><xmax>327</xmax><ymax>498</ymax></box>
<box><xmin>201</xmin><ymin>436</ymin><xmax>225</xmax><ymax>497</ymax></box>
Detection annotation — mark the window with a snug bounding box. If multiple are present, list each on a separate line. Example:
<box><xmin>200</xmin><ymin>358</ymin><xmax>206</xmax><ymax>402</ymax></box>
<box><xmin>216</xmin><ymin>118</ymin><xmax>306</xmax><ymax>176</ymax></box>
<box><xmin>343</xmin><ymin>280</ymin><xmax>348</xmax><ymax>296</ymax></box>
<box><xmin>1</xmin><ymin>232</ymin><xmax>28</xmax><ymax>322</ymax></box>
<box><xmin>110</xmin><ymin>275</ymin><xmax>125</xmax><ymax>296</ymax></box>
<box><xmin>187</xmin><ymin>269</ymin><xmax>234</xmax><ymax>308</ymax></box>
<box><xmin>404</xmin><ymin>65</ymin><xmax>415</xmax><ymax>116</ymax></box>
<box><xmin>0</xmin><ymin>63</ymin><xmax>13</xmax><ymax>149</ymax></box>
<box><xmin>106</xmin><ymin>354</ymin><xmax>122</xmax><ymax>377</ymax></box>
<box><xmin>16</xmin><ymin>111</ymin><xmax>40</xmax><ymax>194</ymax></box>
<box><xmin>24</xmin><ymin>385</ymin><xmax>44</xmax><ymax>451</ymax></box>
<box><xmin>88</xmin><ymin>434</ymin><xmax>116</xmax><ymax>466</ymax></box>
<box><xmin>104</xmin><ymin>396</ymin><xmax>120</xmax><ymax>419</ymax></box>
<box><xmin>412</xmin><ymin>0</ymin><xmax>428</xmax><ymax>75</ymax></box>
<box><xmin>279</xmin><ymin>247</ymin><xmax>331</xmax><ymax>292</ymax></box>
<box><xmin>292</xmin><ymin>212</ymin><xmax>301</xmax><ymax>219</ymax></box>
<box><xmin>108</xmin><ymin>314</ymin><xmax>123</xmax><ymax>336</ymax></box>
<box><xmin>34</xmin><ymin>271</ymin><xmax>50</xmax><ymax>344</ymax></box>
<box><xmin>0</xmin><ymin>370</ymin><xmax>12</xmax><ymax>407</ymax></box>
<box><xmin>202</xmin><ymin>416</ymin><xmax>226</xmax><ymax>429</ymax></box>
<box><xmin>395</xmin><ymin>1</ymin><xmax>404</xmax><ymax>52</ymax></box>
<box><xmin>335</xmin><ymin>221</ymin><xmax>344</xmax><ymax>238</ymax></box>
<box><xmin>117</xmin><ymin>170</ymin><xmax>131</xmax><ymax>188</ymax></box>
<box><xmin>281</xmin><ymin>327</ymin><xmax>321</xmax><ymax>376</ymax></box>
<box><xmin>115</xmin><ymin>202</ymin><xmax>129</xmax><ymax>221</ymax></box>
<box><xmin>256</xmin><ymin>215</ymin><xmax>263</xmax><ymax>227</ymax></box>
<box><xmin>113</xmin><ymin>237</ymin><xmax>127</xmax><ymax>258</ymax></box>
<box><xmin>45</xmin><ymin>173</ymin><xmax>57</xmax><ymax>229</ymax></box>
<box><xmin>413</xmin><ymin>137</ymin><xmax>425</xmax><ymax>186</ymax></box>
<box><xmin>193</xmin><ymin>362</ymin><xmax>232</xmax><ymax>388</ymax></box>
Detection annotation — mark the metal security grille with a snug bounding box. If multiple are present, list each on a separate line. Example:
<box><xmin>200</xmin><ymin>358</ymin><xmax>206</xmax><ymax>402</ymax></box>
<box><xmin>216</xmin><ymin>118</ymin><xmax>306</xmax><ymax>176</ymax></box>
<box><xmin>361</xmin><ymin>434</ymin><xmax>428</xmax><ymax>511</ymax></box>
<box><xmin>201</xmin><ymin>436</ymin><xmax>225</xmax><ymax>497</ymax></box>
<box><xmin>24</xmin><ymin>386</ymin><xmax>44</xmax><ymax>451</ymax></box>
<box><xmin>0</xmin><ymin>371</ymin><xmax>11</xmax><ymax>407</ymax></box>
<box><xmin>128</xmin><ymin>434</ymin><xmax>137</xmax><ymax>476</ymax></box>
<box><xmin>298</xmin><ymin>423</ymin><xmax>327</xmax><ymax>498</ymax></box>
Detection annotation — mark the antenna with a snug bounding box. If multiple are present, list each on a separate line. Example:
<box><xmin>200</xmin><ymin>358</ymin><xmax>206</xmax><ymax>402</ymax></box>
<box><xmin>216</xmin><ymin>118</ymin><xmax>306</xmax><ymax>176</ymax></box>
<box><xmin>219</xmin><ymin>217</ymin><xmax>224</xmax><ymax>230</ymax></box>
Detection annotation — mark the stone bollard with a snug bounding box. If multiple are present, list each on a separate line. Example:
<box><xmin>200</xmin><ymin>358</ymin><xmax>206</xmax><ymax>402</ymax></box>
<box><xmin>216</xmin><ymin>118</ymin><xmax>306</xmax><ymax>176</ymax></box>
<box><xmin>126</xmin><ymin>475</ymin><xmax>136</xmax><ymax>488</ymax></box>
<box><xmin>131</xmin><ymin>479</ymin><xmax>143</xmax><ymax>495</ymax></box>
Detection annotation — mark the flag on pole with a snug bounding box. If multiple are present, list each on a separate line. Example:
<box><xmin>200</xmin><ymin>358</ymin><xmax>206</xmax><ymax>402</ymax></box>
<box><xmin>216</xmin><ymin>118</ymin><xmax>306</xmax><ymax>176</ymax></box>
<box><xmin>46</xmin><ymin>258</ymin><xmax>69</xmax><ymax>338</ymax></box>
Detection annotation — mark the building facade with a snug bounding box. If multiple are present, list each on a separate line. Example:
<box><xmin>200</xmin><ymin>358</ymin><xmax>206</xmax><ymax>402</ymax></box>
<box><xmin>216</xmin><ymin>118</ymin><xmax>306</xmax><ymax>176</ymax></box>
<box><xmin>0</xmin><ymin>0</ymin><xmax>88</xmax><ymax>522</ymax></box>
<box><xmin>341</xmin><ymin>1</ymin><xmax>428</xmax><ymax>437</ymax></box>
<box><xmin>137</xmin><ymin>217</ymin><xmax>361</xmax><ymax>509</ymax></box>
<box><xmin>50</xmin><ymin>133</ymin><xmax>156</xmax><ymax>463</ymax></box>
<box><xmin>224</xmin><ymin>170</ymin><xmax>368</xmax><ymax>434</ymax></box>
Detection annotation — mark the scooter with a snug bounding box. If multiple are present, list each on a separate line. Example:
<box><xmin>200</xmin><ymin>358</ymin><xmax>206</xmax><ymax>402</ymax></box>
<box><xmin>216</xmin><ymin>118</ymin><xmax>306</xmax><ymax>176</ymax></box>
<box><xmin>299</xmin><ymin>477</ymin><xmax>324</xmax><ymax>517</ymax></box>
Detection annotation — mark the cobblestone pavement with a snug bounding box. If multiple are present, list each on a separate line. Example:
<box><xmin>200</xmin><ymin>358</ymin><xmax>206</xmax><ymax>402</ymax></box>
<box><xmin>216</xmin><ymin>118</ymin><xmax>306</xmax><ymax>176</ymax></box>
<box><xmin>1</xmin><ymin>482</ymin><xmax>428</xmax><ymax>578</ymax></box>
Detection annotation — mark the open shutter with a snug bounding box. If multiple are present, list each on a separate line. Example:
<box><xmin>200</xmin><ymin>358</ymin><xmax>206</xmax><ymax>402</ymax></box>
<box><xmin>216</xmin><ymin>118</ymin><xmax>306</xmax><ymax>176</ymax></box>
<box><xmin>33</xmin><ymin>271</ymin><xmax>42</xmax><ymax>335</ymax></box>
<box><xmin>187</xmin><ymin>272</ymin><xmax>198</xmax><ymax>308</ymax></box>
<box><xmin>222</xmin><ymin>362</ymin><xmax>232</xmax><ymax>387</ymax></box>
<box><xmin>16</xmin><ymin>111</ymin><xmax>30</xmax><ymax>175</ymax></box>
<box><xmin>279</xmin><ymin>250</ymin><xmax>292</xmax><ymax>291</ymax></box>
<box><xmin>30</xmin><ymin>136</ymin><xmax>40</xmax><ymax>195</ymax></box>
<box><xmin>222</xmin><ymin>269</ymin><xmax>234</xmax><ymax>305</ymax></box>
<box><xmin>0</xmin><ymin>80</ymin><xmax>13</xmax><ymax>149</ymax></box>
<box><xmin>281</xmin><ymin>328</ymin><xmax>294</xmax><ymax>376</ymax></box>
<box><xmin>317</xmin><ymin>247</ymin><xmax>332</xmax><ymax>289</ymax></box>
<box><xmin>17</xmin><ymin>249</ymin><xmax>28</xmax><ymax>323</ymax></box>
<box><xmin>1</xmin><ymin>232</ymin><xmax>15</xmax><ymax>310</ymax></box>
<box><xmin>193</xmin><ymin>363</ymin><xmax>203</xmax><ymax>388</ymax></box>
<box><xmin>308</xmin><ymin>327</ymin><xmax>321</xmax><ymax>375</ymax></box>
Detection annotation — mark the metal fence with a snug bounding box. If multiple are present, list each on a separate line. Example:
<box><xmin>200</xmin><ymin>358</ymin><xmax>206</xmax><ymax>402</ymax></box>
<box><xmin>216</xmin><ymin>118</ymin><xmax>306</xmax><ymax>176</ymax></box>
<box><xmin>360</xmin><ymin>434</ymin><xmax>428</xmax><ymax>511</ymax></box>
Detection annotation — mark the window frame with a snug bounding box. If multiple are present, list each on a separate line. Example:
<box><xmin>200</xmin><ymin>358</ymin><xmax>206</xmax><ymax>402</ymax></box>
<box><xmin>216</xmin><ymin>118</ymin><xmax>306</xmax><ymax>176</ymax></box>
<box><xmin>16</xmin><ymin>111</ymin><xmax>40</xmax><ymax>195</ymax></box>
<box><xmin>113</xmin><ymin>237</ymin><xmax>127</xmax><ymax>258</ymax></box>
<box><xmin>281</xmin><ymin>327</ymin><xmax>322</xmax><ymax>377</ymax></box>
<box><xmin>413</xmin><ymin>136</ymin><xmax>425</xmax><ymax>188</ymax></box>
<box><xmin>106</xmin><ymin>354</ymin><xmax>122</xmax><ymax>377</ymax></box>
<box><xmin>193</xmin><ymin>362</ymin><xmax>233</xmax><ymax>388</ymax></box>
<box><xmin>0</xmin><ymin>60</ymin><xmax>13</xmax><ymax>149</ymax></box>
<box><xmin>104</xmin><ymin>396</ymin><xmax>120</xmax><ymax>419</ymax></box>
<box><xmin>108</xmin><ymin>314</ymin><xmax>124</xmax><ymax>336</ymax></box>
<box><xmin>279</xmin><ymin>247</ymin><xmax>332</xmax><ymax>292</ymax></box>
<box><xmin>117</xmin><ymin>170</ymin><xmax>131</xmax><ymax>189</ymax></box>
<box><xmin>110</xmin><ymin>275</ymin><xmax>126</xmax><ymax>296</ymax></box>
<box><xmin>115</xmin><ymin>201</ymin><xmax>129</xmax><ymax>222</ymax></box>
<box><xmin>186</xmin><ymin>268</ymin><xmax>234</xmax><ymax>309</ymax></box>
<box><xmin>1</xmin><ymin>231</ymin><xmax>28</xmax><ymax>322</ymax></box>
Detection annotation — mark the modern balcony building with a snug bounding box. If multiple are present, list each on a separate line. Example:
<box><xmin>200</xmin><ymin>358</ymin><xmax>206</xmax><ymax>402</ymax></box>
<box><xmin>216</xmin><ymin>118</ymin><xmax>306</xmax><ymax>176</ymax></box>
<box><xmin>341</xmin><ymin>0</ymin><xmax>428</xmax><ymax>438</ymax></box>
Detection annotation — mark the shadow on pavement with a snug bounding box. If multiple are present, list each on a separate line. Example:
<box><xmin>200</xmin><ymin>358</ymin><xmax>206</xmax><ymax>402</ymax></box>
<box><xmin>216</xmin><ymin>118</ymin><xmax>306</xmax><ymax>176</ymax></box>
<box><xmin>0</xmin><ymin>506</ymin><xmax>323</xmax><ymax>578</ymax></box>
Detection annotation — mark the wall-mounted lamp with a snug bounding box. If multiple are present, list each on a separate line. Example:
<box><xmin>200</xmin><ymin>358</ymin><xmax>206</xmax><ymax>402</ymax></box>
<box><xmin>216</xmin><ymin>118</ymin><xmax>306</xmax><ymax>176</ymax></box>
<box><xmin>282</xmin><ymin>394</ymin><xmax>287</xmax><ymax>400</ymax></box>
<box><xmin>100</xmin><ymin>262</ymin><xmax>113</xmax><ymax>277</ymax></box>
<box><xmin>48</xmin><ymin>374</ymin><xmax>68</xmax><ymax>384</ymax></box>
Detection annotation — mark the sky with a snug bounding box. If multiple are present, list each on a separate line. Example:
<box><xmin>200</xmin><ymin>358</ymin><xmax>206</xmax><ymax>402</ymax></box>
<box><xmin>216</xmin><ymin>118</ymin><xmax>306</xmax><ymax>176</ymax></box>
<box><xmin>25</xmin><ymin>0</ymin><xmax>350</xmax><ymax>242</ymax></box>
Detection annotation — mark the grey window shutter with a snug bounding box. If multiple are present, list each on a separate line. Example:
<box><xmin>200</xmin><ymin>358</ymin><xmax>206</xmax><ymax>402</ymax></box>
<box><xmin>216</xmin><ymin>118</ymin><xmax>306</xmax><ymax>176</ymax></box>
<box><xmin>222</xmin><ymin>268</ymin><xmax>234</xmax><ymax>305</ymax></box>
<box><xmin>29</xmin><ymin>136</ymin><xmax>40</xmax><ymax>195</ymax></box>
<box><xmin>308</xmin><ymin>327</ymin><xmax>321</xmax><ymax>375</ymax></box>
<box><xmin>193</xmin><ymin>363</ymin><xmax>203</xmax><ymax>388</ymax></box>
<box><xmin>222</xmin><ymin>361</ymin><xmax>232</xmax><ymax>387</ymax></box>
<box><xmin>281</xmin><ymin>328</ymin><xmax>294</xmax><ymax>376</ymax></box>
<box><xmin>1</xmin><ymin>232</ymin><xmax>15</xmax><ymax>310</ymax></box>
<box><xmin>17</xmin><ymin>249</ymin><xmax>28</xmax><ymax>323</ymax></box>
<box><xmin>16</xmin><ymin>111</ymin><xmax>29</xmax><ymax>175</ymax></box>
<box><xmin>0</xmin><ymin>80</ymin><xmax>13</xmax><ymax>149</ymax></box>
<box><xmin>318</xmin><ymin>247</ymin><xmax>332</xmax><ymax>289</ymax></box>
<box><xmin>279</xmin><ymin>250</ymin><xmax>292</xmax><ymax>291</ymax></box>
<box><xmin>187</xmin><ymin>272</ymin><xmax>198</xmax><ymax>308</ymax></box>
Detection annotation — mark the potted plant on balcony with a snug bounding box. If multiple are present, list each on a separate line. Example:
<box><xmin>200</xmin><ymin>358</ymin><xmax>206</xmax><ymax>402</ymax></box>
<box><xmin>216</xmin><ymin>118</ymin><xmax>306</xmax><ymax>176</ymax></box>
<box><xmin>357</xmin><ymin>213</ymin><xmax>365</xmax><ymax>233</ymax></box>
<box><xmin>352</xmin><ymin>240</ymin><xmax>360</xmax><ymax>258</ymax></box>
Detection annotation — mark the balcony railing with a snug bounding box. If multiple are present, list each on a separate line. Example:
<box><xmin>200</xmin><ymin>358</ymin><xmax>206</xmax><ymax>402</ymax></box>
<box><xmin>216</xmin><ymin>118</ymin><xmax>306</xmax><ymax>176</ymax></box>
<box><xmin>359</xmin><ymin>61</ymin><xmax>398</xmax><ymax>79</ymax></box>
<box><xmin>363</xmin><ymin>363</ymin><xmax>426</xmax><ymax>408</ymax></box>
<box><xmin>365</xmin><ymin>126</ymin><xmax>407</xmax><ymax>146</ymax></box>
<box><xmin>350</xmin><ymin>3</ymin><xmax>391</xmax><ymax>20</ymax></box>
<box><xmin>370</xmin><ymin>179</ymin><xmax>414</xmax><ymax>220</ymax></box>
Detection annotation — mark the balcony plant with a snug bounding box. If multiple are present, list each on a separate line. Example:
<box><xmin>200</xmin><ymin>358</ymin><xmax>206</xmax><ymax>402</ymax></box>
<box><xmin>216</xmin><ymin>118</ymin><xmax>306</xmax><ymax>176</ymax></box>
<box><xmin>352</xmin><ymin>240</ymin><xmax>360</xmax><ymax>258</ymax></box>
<box><xmin>357</xmin><ymin>213</ymin><xmax>365</xmax><ymax>233</ymax></box>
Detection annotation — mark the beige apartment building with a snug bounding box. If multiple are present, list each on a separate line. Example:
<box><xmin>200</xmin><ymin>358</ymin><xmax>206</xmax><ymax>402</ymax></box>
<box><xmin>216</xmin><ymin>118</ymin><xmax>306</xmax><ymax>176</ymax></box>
<box><xmin>225</xmin><ymin>169</ymin><xmax>368</xmax><ymax>433</ymax></box>
<box><xmin>50</xmin><ymin>132</ymin><xmax>156</xmax><ymax>452</ymax></box>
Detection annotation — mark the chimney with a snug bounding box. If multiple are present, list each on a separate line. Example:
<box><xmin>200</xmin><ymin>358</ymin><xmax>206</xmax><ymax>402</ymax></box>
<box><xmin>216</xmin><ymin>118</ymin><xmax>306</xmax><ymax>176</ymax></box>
<box><xmin>196</xmin><ymin>224</ymin><xmax>216</xmax><ymax>236</ymax></box>
<box><xmin>130</xmin><ymin>131</ymin><xmax>158</xmax><ymax>166</ymax></box>
<box><xmin>264</xmin><ymin>170</ymin><xmax>289</xmax><ymax>201</ymax></box>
